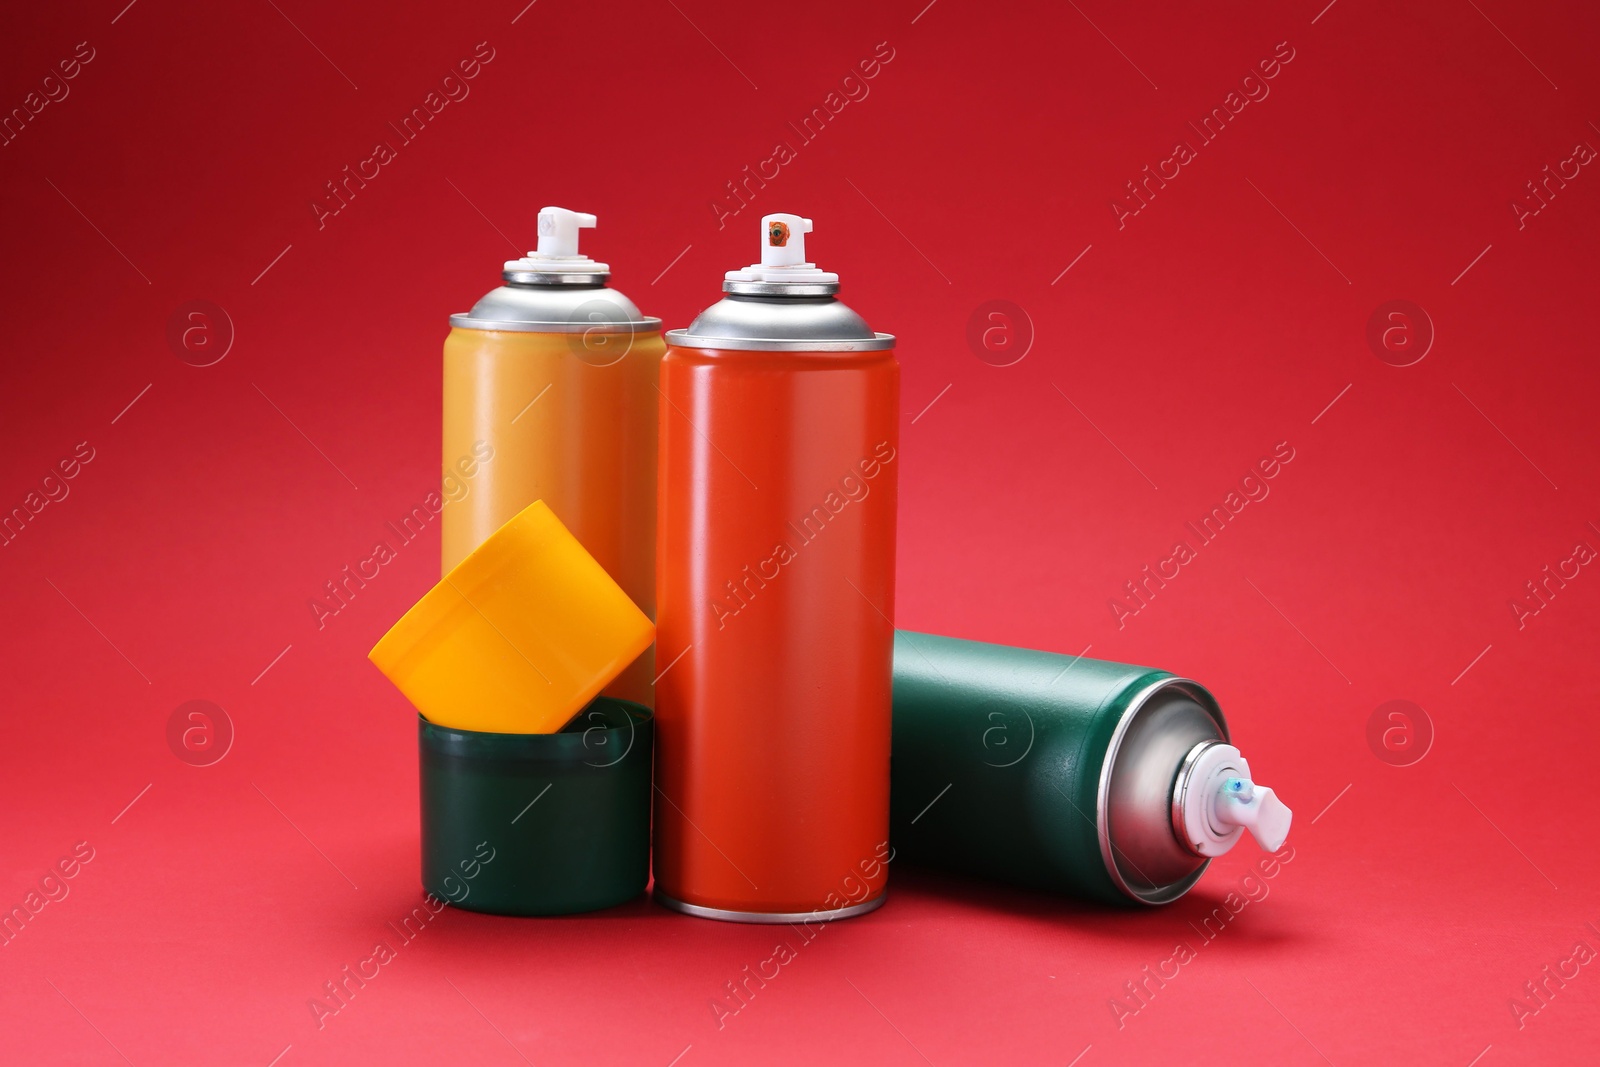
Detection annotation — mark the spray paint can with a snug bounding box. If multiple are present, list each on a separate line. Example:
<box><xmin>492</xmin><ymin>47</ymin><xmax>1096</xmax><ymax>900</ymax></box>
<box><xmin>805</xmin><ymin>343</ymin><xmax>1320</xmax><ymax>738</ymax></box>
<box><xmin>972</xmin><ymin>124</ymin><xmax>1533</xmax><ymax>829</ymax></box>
<box><xmin>443</xmin><ymin>207</ymin><xmax>664</xmax><ymax>704</ymax></box>
<box><xmin>654</xmin><ymin>213</ymin><xmax>898</xmax><ymax>922</ymax></box>
<box><xmin>890</xmin><ymin>631</ymin><xmax>1292</xmax><ymax>904</ymax></box>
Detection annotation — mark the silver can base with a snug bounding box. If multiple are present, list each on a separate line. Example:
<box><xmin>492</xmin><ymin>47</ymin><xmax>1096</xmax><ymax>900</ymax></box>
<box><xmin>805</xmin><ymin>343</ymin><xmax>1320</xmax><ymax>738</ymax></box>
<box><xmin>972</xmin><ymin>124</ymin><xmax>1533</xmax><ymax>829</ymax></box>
<box><xmin>653</xmin><ymin>890</ymin><xmax>886</xmax><ymax>924</ymax></box>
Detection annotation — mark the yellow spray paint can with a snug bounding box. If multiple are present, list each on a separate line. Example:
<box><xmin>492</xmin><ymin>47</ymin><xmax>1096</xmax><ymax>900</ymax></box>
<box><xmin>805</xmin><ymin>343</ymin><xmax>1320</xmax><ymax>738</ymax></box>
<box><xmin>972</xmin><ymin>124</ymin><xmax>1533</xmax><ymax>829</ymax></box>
<box><xmin>442</xmin><ymin>207</ymin><xmax>664</xmax><ymax>704</ymax></box>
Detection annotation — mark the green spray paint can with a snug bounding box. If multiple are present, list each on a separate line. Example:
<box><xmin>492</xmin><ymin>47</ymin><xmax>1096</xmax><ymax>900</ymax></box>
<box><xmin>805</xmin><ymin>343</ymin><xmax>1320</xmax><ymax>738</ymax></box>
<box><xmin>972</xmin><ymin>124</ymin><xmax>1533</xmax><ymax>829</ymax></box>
<box><xmin>890</xmin><ymin>631</ymin><xmax>1291</xmax><ymax>905</ymax></box>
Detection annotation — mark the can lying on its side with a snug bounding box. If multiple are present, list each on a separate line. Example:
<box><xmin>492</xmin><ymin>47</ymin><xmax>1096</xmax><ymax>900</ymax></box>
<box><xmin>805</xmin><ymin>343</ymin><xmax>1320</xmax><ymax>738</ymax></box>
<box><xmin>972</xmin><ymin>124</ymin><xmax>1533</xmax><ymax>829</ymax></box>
<box><xmin>890</xmin><ymin>631</ymin><xmax>1291</xmax><ymax>905</ymax></box>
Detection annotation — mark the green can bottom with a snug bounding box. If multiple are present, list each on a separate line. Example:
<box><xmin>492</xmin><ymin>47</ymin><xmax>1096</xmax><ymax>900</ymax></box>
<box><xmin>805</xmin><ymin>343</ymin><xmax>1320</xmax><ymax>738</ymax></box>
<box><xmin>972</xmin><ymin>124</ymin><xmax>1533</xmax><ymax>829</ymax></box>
<box><xmin>419</xmin><ymin>699</ymin><xmax>653</xmax><ymax>916</ymax></box>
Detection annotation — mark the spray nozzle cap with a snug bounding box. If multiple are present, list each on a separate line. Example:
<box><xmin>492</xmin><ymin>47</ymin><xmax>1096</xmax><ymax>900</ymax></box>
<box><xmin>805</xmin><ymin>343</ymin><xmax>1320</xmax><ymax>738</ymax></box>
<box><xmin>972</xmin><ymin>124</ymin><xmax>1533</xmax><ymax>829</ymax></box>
<box><xmin>725</xmin><ymin>212</ymin><xmax>839</xmax><ymax>286</ymax></box>
<box><xmin>761</xmin><ymin>214</ymin><xmax>811</xmax><ymax>266</ymax></box>
<box><xmin>1215</xmin><ymin>777</ymin><xmax>1293</xmax><ymax>852</ymax></box>
<box><xmin>505</xmin><ymin>206</ymin><xmax>609</xmax><ymax>274</ymax></box>
<box><xmin>1174</xmin><ymin>743</ymin><xmax>1293</xmax><ymax>857</ymax></box>
<box><xmin>537</xmin><ymin>207</ymin><xmax>595</xmax><ymax>257</ymax></box>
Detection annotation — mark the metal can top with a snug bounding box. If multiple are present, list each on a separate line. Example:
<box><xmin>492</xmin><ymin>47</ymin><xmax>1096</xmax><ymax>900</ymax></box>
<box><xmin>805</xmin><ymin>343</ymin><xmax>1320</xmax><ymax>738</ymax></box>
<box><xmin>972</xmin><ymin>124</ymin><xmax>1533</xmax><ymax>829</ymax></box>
<box><xmin>450</xmin><ymin>280</ymin><xmax>661</xmax><ymax>334</ymax></box>
<box><xmin>666</xmin><ymin>294</ymin><xmax>893</xmax><ymax>352</ymax></box>
<box><xmin>1100</xmin><ymin>677</ymin><xmax>1230</xmax><ymax>905</ymax></box>
<box><xmin>448</xmin><ymin>206</ymin><xmax>662</xmax><ymax>334</ymax></box>
<box><xmin>667</xmin><ymin>211</ymin><xmax>893</xmax><ymax>351</ymax></box>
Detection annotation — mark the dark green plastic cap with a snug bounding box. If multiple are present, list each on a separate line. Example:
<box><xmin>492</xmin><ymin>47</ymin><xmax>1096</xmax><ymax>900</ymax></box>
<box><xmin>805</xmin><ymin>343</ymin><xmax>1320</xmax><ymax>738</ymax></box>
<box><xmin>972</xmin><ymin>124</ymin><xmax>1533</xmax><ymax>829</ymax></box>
<box><xmin>419</xmin><ymin>698</ymin><xmax>652</xmax><ymax>915</ymax></box>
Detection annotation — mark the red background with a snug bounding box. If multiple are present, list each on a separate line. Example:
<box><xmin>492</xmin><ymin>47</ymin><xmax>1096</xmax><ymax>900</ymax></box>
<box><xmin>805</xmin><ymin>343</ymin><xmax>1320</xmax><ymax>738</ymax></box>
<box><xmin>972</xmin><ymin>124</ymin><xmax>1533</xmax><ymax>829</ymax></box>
<box><xmin>2</xmin><ymin>0</ymin><xmax>1597</xmax><ymax>1063</ymax></box>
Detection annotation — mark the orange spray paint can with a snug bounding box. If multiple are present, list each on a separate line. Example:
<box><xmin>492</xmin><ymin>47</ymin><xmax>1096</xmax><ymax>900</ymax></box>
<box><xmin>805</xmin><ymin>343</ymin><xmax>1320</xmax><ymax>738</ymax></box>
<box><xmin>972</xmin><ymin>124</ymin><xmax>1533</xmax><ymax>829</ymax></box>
<box><xmin>654</xmin><ymin>213</ymin><xmax>899</xmax><ymax>921</ymax></box>
<box><xmin>442</xmin><ymin>207</ymin><xmax>664</xmax><ymax>704</ymax></box>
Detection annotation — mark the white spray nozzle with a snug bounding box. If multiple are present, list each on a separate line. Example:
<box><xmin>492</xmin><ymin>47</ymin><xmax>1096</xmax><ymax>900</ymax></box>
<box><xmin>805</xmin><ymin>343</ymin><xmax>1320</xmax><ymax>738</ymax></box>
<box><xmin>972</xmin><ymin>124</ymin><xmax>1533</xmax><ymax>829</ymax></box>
<box><xmin>537</xmin><ymin>206</ymin><xmax>596</xmax><ymax>258</ymax></box>
<box><xmin>1175</xmin><ymin>743</ymin><xmax>1293</xmax><ymax>857</ymax></box>
<box><xmin>505</xmin><ymin>206</ymin><xmax>608</xmax><ymax>274</ymax></box>
<box><xmin>1214</xmin><ymin>778</ymin><xmax>1293</xmax><ymax>852</ymax></box>
<box><xmin>762</xmin><ymin>213</ymin><xmax>811</xmax><ymax>266</ymax></box>
<box><xmin>725</xmin><ymin>212</ymin><xmax>839</xmax><ymax>285</ymax></box>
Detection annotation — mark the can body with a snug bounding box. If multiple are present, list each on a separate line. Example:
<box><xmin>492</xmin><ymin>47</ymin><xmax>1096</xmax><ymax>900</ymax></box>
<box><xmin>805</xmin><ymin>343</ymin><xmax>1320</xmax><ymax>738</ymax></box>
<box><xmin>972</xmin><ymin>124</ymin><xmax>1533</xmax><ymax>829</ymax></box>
<box><xmin>442</xmin><ymin>326</ymin><xmax>665</xmax><ymax>705</ymax></box>
<box><xmin>653</xmin><ymin>345</ymin><xmax>900</xmax><ymax>919</ymax></box>
<box><xmin>890</xmin><ymin>631</ymin><xmax>1227</xmax><ymax>905</ymax></box>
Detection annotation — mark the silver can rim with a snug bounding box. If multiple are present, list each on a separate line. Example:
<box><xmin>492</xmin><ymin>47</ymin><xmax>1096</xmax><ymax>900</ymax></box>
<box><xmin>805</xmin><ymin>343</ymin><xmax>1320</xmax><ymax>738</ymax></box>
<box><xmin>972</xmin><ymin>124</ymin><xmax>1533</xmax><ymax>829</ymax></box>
<box><xmin>1096</xmin><ymin>676</ymin><xmax>1229</xmax><ymax>906</ymax></box>
<box><xmin>722</xmin><ymin>280</ymin><xmax>840</xmax><ymax>297</ymax></box>
<box><xmin>449</xmin><ymin>314</ymin><xmax>664</xmax><ymax>334</ymax></box>
<box><xmin>664</xmin><ymin>328</ymin><xmax>896</xmax><ymax>352</ymax></box>
<box><xmin>502</xmin><ymin>270</ymin><xmax>612</xmax><ymax>286</ymax></box>
<box><xmin>653</xmin><ymin>890</ymin><xmax>886</xmax><ymax>924</ymax></box>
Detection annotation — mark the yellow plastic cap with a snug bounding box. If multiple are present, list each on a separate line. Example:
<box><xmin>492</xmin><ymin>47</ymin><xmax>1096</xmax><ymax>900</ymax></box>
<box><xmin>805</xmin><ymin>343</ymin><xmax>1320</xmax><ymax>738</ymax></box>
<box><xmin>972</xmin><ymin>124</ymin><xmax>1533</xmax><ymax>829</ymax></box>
<box><xmin>369</xmin><ymin>500</ymin><xmax>654</xmax><ymax>734</ymax></box>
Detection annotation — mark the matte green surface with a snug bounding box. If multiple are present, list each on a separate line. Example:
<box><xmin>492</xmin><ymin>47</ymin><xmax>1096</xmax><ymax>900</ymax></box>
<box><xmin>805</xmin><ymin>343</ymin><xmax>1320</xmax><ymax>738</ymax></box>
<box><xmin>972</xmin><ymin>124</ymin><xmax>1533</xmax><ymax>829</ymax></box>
<box><xmin>419</xmin><ymin>699</ymin><xmax>652</xmax><ymax>915</ymax></box>
<box><xmin>890</xmin><ymin>631</ymin><xmax>1171</xmax><ymax>904</ymax></box>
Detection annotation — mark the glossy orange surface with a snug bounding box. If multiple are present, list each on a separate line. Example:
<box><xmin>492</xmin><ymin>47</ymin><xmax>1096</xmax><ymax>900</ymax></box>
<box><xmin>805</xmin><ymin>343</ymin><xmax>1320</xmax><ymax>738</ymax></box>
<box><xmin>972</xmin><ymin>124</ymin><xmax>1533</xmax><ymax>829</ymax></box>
<box><xmin>654</xmin><ymin>344</ymin><xmax>899</xmax><ymax>914</ymax></box>
<box><xmin>442</xmin><ymin>326</ymin><xmax>664</xmax><ymax>705</ymax></box>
